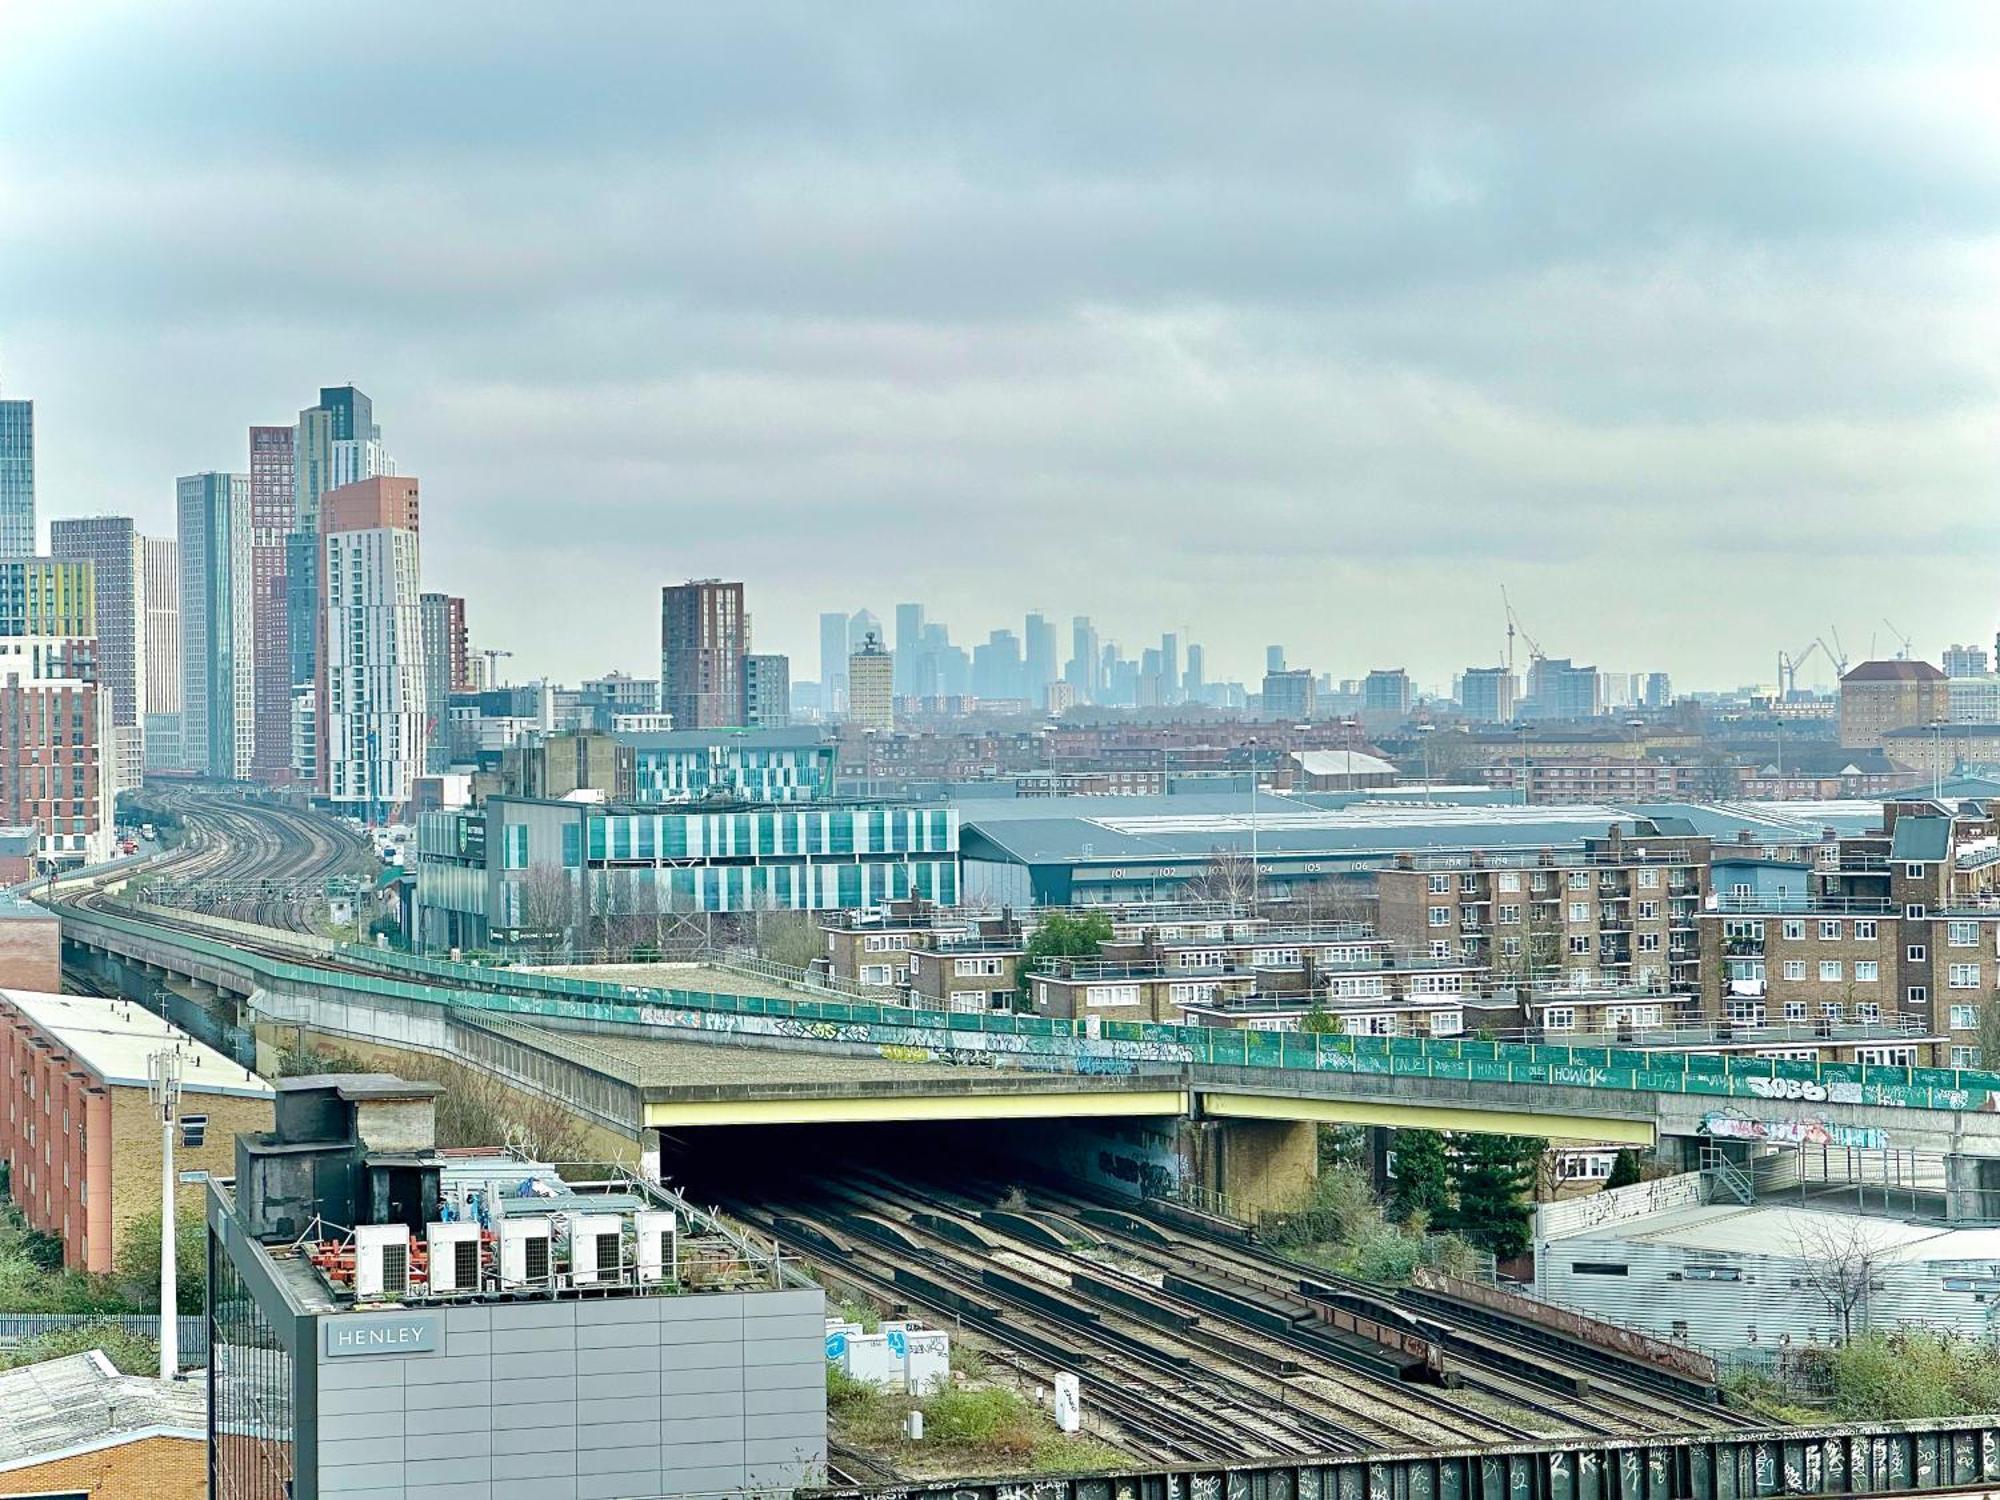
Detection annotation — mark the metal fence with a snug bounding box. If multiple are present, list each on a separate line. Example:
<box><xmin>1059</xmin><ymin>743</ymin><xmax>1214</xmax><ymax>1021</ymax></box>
<box><xmin>0</xmin><ymin>1312</ymin><xmax>207</xmax><ymax>1355</ymax></box>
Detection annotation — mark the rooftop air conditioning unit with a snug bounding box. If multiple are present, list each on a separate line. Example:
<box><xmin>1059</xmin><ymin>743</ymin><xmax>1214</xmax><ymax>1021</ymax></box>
<box><xmin>355</xmin><ymin>1224</ymin><xmax>412</xmax><ymax>1299</ymax></box>
<box><xmin>635</xmin><ymin>1209</ymin><xmax>678</xmax><ymax>1285</ymax></box>
<box><xmin>426</xmin><ymin>1221</ymin><xmax>484</xmax><ymax>1295</ymax></box>
<box><xmin>500</xmin><ymin>1216</ymin><xmax>554</xmax><ymax>1289</ymax></box>
<box><xmin>570</xmin><ymin>1212</ymin><xmax>627</xmax><ymax>1287</ymax></box>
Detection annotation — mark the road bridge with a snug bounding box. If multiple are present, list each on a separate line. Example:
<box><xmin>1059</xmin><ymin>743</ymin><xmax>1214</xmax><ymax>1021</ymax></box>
<box><xmin>48</xmin><ymin>893</ymin><xmax>2000</xmax><ymax>1215</ymax></box>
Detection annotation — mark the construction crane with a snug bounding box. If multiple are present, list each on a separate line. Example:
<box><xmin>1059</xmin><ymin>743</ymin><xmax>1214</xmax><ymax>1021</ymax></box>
<box><xmin>1778</xmin><ymin>641</ymin><xmax>1821</xmax><ymax>700</ymax></box>
<box><xmin>1882</xmin><ymin>619</ymin><xmax>1913</xmax><ymax>661</ymax></box>
<box><xmin>1501</xmin><ymin>586</ymin><xmax>1546</xmax><ymax>680</ymax></box>
<box><xmin>477</xmin><ymin>647</ymin><xmax>514</xmax><ymax>688</ymax></box>
<box><xmin>1820</xmin><ymin>632</ymin><xmax>1849</xmax><ymax>681</ymax></box>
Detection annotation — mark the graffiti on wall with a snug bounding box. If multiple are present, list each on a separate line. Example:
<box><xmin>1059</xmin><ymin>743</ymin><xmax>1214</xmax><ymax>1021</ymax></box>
<box><xmin>1700</xmin><ymin>1110</ymin><xmax>1888</xmax><ymax>1150</ymax></box>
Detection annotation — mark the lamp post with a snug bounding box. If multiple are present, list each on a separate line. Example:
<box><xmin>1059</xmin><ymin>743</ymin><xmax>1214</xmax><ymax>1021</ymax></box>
<box><xmin>1246</xmin><ymin>735</ymin><xmax>1260</xmax><ymax>915</ymax></box>
<box><xmin>1931</xmin><ymin>720</ymin><xmax>1946</xmax><ymax>802</ymax></box>
<box><xmin>1415</xmin><ymin>722</ymin><xmax>1435</xmax><ymax>805</ymax></box>
<box><xmin>147</xmin><ymin>1047</ymin><xmax>184</xmax><ymax>1381</ymax></box>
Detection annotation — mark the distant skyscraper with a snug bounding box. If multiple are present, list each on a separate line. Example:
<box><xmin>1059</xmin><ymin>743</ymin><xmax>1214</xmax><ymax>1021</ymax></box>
<box><xmin>1361</xmin><ymin>668</ymin><xmax>1413</xmax><ymax>721</ymax></box>
<box><xmin>847</xmin><ymin>632</ymin><xmax>893</xmax><ymax>733</ymax></box>
<box><xmin>973</xmin><ymin>629</ymin><xmax>1024</xmax><ymax>701</ymax></box>
<box><xmin>1525</xmin><ymin>658</ymin><xmax>1601</xmax><ymax>720</ymax></box>
<box><xmin>847</xmin><ymin>609</ymin><xmax>882</xmax><ymax>658</ymax></box>
<box><xmin>1025</xmin><ymin>613</ymin><xmax>1057</xmax><ymax>706</ymax></box>
<box><xmin>1184</xmin><ymin>643</ymin><xmax>1206</xmax><ymax>702</ymax></box>
<box><xmin>1160</xmin><ymin>633</ymin><xmax>1180</xmax><ymax>706</ymax></box>
<box><xmin>1262</xmin><ymin>669</ymin><xmax>1316</xmax><ymax>720</ymax></box>
<box><xmin>1067</xmin><ymin>616</ymin><xmax>1100</xmax><ymax>703</ymax></box>
<box><xmin>177</xmin><ymin>472</ymin><xmax>254</xmax><ymax>780</ymax></box>
<box><xmin>0</xmin><ymin>382</ymin><xmax>31</xmax><ymax>557</ymax></box>
<box><xmin>744</xmin><ymin>652</ymin><xmax>791</xmax><ymax>729</ymax></box>
<box><xmin>894</xmin><ymin>603</ymin><xmax>924</xmax><ymax>696</ymax></box>
<box><xmin>661</xmin><ymin>579</ymin><xmax>749</xmax><ymax>728</ymax></box>
<box><xmin>1266</xmin><ymin>645</ymin><xmax>1286</xmax><ymax>675</ymax></box>
<box><xmin>1460</xmin><ymin>666</ymin><xmax>1518</xmax><ymax>723</ymax></box>
<box><xmin>1642</xmin><ymin>672</ymin><xmax>1673</xmax><ymax>710</ymax></box>
<box><xmin>818</xmin><ymin>611</ymin><xmax>849</xmax><ymax>713</ymax></box>
<box><xmin>51</xmin><ymin>517</ymin><xmax>146</xmax><ymax>789</ymax></box>
<box><xmin>419</xmin><ymin>592</ymin><xmax>468</xmax><ymax>772</ymax></box>
<box><xmin>290</xmin><ymin>386</ymin><xmax>391</xmax><ymax>717</ymax></box>
<box><xmin>141</xmin><ymin>535</ymin><xmax>180</xmax><ymax>768</ymax></box>
<box><xmin>319</xmin><ymin>477</ymin><xmax>426</xmax><ymax>811</ymax></box>
<box><xmin>1944</xmin><ymin>645</ymin><xmax>1989</xmax><ymax>680</ymax></box>
<box><xmin>248</xmin><ymin>424</ymin><xmax>296</xmax><ymax>780</ymax></box>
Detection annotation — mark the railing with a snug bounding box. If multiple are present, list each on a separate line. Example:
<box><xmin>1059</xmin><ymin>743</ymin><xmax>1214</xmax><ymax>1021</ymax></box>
<box><xmin>1712</xmin><ymin>894</ymin><xmax>1895</xmax><ymax>915</ymax></box>
<box><xmin>0</xmin><ymin>1312</ymin><xmax>208</xmax><ymax>1356</ymax></box>
<box><xmin>55</xmin><ymin>897</ymin><xmax>2000</xmax><ymax>1113</ymax></box>
<box><xmin>1400</xmin><ymin>846</ymin><xmax>1704</xmax><ymax>871</ymax></box>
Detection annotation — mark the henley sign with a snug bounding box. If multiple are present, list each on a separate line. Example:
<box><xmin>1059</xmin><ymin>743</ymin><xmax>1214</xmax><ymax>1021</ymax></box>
<box><xmin>322</xmin><ymin>1312</ymin><xmax>445</xmax><ymax>1359</ymax></box>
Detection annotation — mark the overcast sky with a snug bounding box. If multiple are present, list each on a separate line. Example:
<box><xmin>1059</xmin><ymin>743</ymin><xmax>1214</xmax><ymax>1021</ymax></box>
<box><xmin>3</xmin><ymin>3</ymin><xmax>1996</xmax><ymax>694</ymax></box>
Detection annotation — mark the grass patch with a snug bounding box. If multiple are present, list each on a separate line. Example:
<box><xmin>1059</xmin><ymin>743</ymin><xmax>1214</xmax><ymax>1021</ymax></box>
<box><xmin>828</xmin><ymin>1362</ymin><xmax>1125</xmax><ymax>1474</ymax></box>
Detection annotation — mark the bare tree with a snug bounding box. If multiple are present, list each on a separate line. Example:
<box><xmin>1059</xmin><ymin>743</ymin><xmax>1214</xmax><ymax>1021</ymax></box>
<box><xmin>1791</xmin><ymin>1215</ymin><xmax>1894</xmax><ymax>1343</ymax></box>
<box><xmin>1289</xmin><ymin>878</ymin><xmax>1376</xmax><ymax>930</ymax></box>
<box><xmin>1182</xmin><ymin>847</ymin><xmax>1260</xmax><ymax>908</ymax></box>
<box><xmin>513</xmin><ymin>862</ymin><xmax>578</xmax><ymax>961</ymax></box>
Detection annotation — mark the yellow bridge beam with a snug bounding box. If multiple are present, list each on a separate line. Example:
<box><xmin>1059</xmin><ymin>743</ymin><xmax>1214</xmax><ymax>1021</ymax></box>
<box><xmin>1200</xmin><ymin>1090</ymin><xmax>1656</xmax><ymax>1146</ymax></box>
<box><xmin>645</xmin><ymin>1089</ymin><xmax>1190</xmax><ymax>1130</ymax></box>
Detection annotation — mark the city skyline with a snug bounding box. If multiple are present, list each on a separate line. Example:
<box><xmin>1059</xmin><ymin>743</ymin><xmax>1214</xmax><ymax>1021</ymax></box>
<box><xmin>4</xmin><ymin>5</ymin><xmax>1996</xmax><ymax>692</ymax></box>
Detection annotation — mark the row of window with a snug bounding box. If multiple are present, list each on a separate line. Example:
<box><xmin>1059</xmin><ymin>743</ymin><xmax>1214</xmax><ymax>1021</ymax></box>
<box><xmin>1426</xmin><ymin>868</ymin><xmax>1672</xmax><ymax>895</ymax></box>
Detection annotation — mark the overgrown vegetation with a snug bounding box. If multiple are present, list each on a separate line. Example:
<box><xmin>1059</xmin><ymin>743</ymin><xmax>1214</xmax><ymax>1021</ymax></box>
<box><xmin>0</xmin><ymin>1322</ymin><xmax>160</xmax><ymax>1375</ymax></box>
<box><xmin>114</xmin><ymin>1209</ymin><xmax>207</xmax><ymax>1314</ymax></box>
<box><xmin>1016</xmin><ymin>912</ymin><xmax>1115</xmax><ymax>1004</ymax></box>
<box><xmin>753</xmin><ymin>910</ymin><xmax>826</xmax><ymax>971</ymax></box>
<box><xmin>1730</xmin><ymin>1332</ymin><xmax>2000</xmax><ymax>1422</ymax></box>
<box><xmin>1266</xmin><ymin>1163</ymin><xmax>1484</xmax><ymax>1283</ymax></box>
<box><xmin>827</xmin><ymin>1364</ymin><xmax>1124</xmax><ymax>1474</ymax></box>
<box><xmin>0</xmin><ymin>1188</ymin><xmax>132</xmax><ymax>1315</ymax></box>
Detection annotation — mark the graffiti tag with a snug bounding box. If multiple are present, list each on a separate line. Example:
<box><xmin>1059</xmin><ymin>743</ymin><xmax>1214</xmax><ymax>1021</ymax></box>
<box><xmin>1701</xmin><ymin>1110</ymin><xmax>1888</xmax><ymax>1150</ymax></box>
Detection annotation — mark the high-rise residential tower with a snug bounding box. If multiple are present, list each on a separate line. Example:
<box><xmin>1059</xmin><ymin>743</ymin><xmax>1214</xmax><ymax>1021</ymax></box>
<box><xmin>894</xmin><ymin>603</ymin><xmax>924</xmax><ymax>696</ymax></box>
<box><xmin>140</xmin><ymin>535</ymin><xmax>180</xmax><ymax>769</ymax></box>
<box><xmin>1067</xmin><ymin>616</ymin><xmax>1100</xmax><ymax>703</ymax></box>
<box><xmin>176</xmin><ymin>472</ymin><xmax>254</xmax><ymax>781</ymax></box>
<box><xmin>419</xmin><ymin>592</ymin><xmax>467</xmax><ymax>772</ymax></box>
<box><xmin>847</xmin><ymin>631</ymin><xmax>893</xmax><ymax>733</ymax></box>
<box><xmin>0</xmin><ymin>381</ymin><xmax>32</xmax><ymax>557</ymax></box>
<box><xmin>248</xmin><ymin>424</ymin><xmax>296</xmax><ymax>781</ymax></box>
<box><xmin>661</xmin><ymin>579</ymin><xmax>748</xmax><ymax>729</ymax></box>
<box><xmin>818</xmin><ymin>611</ymin><xmax>849</xmax><ymax>713</ymax></box>
<box><xmin>318</xmin><ymin>478</ymin><xmax>426</xmax><ymax>814</ymax></box>
<box><xmin>744</xmin><ymin>652</ymin><xmax>792</xmax><ymax>729</ymax></box>
<box><xmin>51</xmin><ymin>517</ymin><xmax>146</xmax><ymax>789</ymax></box>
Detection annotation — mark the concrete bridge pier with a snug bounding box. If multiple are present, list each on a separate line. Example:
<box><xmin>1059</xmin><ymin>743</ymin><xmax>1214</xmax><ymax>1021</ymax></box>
<box><xmin>1177</xmin><ymin>1116</ymin><xmax>1319</xmax><ymax>1218</ymax></box>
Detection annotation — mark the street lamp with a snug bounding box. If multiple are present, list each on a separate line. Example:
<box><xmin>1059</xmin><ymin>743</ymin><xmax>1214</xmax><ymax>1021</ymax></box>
<box><xmin>1931</xmin><ymin>720</ymin><xmax>1946</xmax><ymax>802</ymax></box>
<box><xmin>147</xmin><ymin>1047</ymin><xmax>184</xmax><ymax>1381</ymax></box>
<box><xmin>1415</xmin><ymin>722</ymin><xmax>1435</xmax><ymax>805</ymax></box>
<box><xmin>1246</xmin><ymin>735</ymin><xmax>1260</xmax><ymax>915</ymax></box>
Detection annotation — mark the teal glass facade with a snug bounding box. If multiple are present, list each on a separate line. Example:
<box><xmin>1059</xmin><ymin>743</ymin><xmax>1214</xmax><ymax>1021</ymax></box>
<box><xmin>631</xmin><ymin>741</ymin><xmax>836</xmax><ymax>803</ymax></box>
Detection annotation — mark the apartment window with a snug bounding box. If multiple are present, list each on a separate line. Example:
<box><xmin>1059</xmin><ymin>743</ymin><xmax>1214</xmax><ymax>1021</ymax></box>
<box><xmin>1637</xmin><ymin>869</ymin><xmax>1659</xmax><ymax>889</ymax></box>
<box><xmin>1819</xmin><ymin>960</ymin><xmax>1843</xmax><ymax>983</ymax></box>
<box><xmin>1085</xmin><ymin>984</ymin><xmax>1140</xmax><ymax>1008</ymax></box>
<box><xmin>1568</xmin><ymin>902</ymin><xmax>1588</xmax><ymax>923</ymax></box>
<box><xmin>1906</xmin><ymin>903</ymin><xmax>1928</xmax><ymax>920</ymax></box>
<box><xmin>1429</xmin><ymin>906</ymin><xmax>1450</xmax><ymax>927</ymax></box>
<box><xmin>1909</xmin><ymin>985</ymin><xmax>1930</xmax><ymax>1007</ymax></box>
<box><xmin>1500</xmin><ymin>937</ymin><xmax>1521</xmax><ymax>957</ymax></box>
<box><xmin>1431</xmin><ymin>941</ymin><xmax>1452</xmax><ymax>959</ymax></box>
<box><xmin>1498</xmin><ymin>904</ymin><xmax>1520</xmax><ymax>925</ymax></box>
<box><xmin>1727</xmin><ymin>1001</ymin><xmax>1767</xmax><ymax>1025</ymax></box>
<box><xmin>1569</xmin><ymin>935</ymin><xmax>1591</xmax><ymax>955</ymax></box>
<box><xmin>1859</xmin><ymin>1003</ymin><xmax>1880</xmax><ymax>1023</ymax></box>
<box><xmin>1951</xmin><ymin>921</ymin><xmax>1980</xmax><ymax>947</ymax></box>
<box><xmin>1638</xmin><ymin>933</ymin><xmax>1660</xmax><ymax>952</ymax></box>
<box><xmin>1498</xmin><ymin>873</ymin><xmax>1521</xmax><ymax>893</ymax></box>
<box><xmin>1569</xmin><ymin>871</ymin><xmax>1589</xmax><ymax>890</ymax></box>
<box><xmin>1429</xmin><ymin>874</ymin><xmax>1451</xmax><ymax>894</ymax></box>
<box><xmin>1907</xmin><ymin>862</ymin><xmax>1927</xmax><ymax>878</ymax></box>
<box><xmin>1950</xmin><ymin>964</ymin><xmax>1982</xmax><ymax>989</ymax></box>
<box><xmin>1546</xmin><ymin>1007</ymin><xmax>1576</xmax><ymax>1031</ymax></box>
<box><xmin>1783</xmin><ymin>960</ymin><xmax>1807</xmax><ymax>981</ymax></box>
<box><xmin>1858</xmin><ymin>1045</ymin><xmax>1918</xmax><ymax>1067</ymax></box>
<box><xmin>864</xmin><ymin>935</ymin><xmax>888</xmax><ymax>952</ymax></box>
<box><xmin>1460</xmin><ymin>874</ymin><xmax>1479</xmax><ymax>893</ymax></box>
<box><xmin>1638</xmin><ymin>901</ymin><xmax>1659</xmax><ymax>920</ymax></box>
<box><xmin>1856</xmin><ymin>920</ymin><xmax>1877</xmax><ymax>940</ymax></box>
<box><xmin>1820</xmin><ymin>920</ymin><xmax>1842</xmax><ymax>941</ymax></box>
<box><xmin>1909</xmin><ymin>944</ymin><xmax>1928</xmax><ymax>962</ymax></box>
<box><xmin>861</xmin><ymin>964</ymin><xmax>893</xmax><ymax>985</ymax></box>
<box><xmin>1821</xmin><ymin>1002</ymin><xmax>1844</xmax><ymax>1020</ymax></box>
<box><xmin>1952</xmin><ymin>1045</ymin><xmax>1978</xmax><ymax>1067</ymax></box>
<box><xmin>1855</xmin><ymin>961</ymin><xmax>1879</xmax><ymax>982</ymax></box>
<box><xmin>1784</xmin><ymin>1001</ymin><xmax>1808</xmax><ymax>1022</ymax></box>
<box><xmin>1783</xmin><ymin>919</ymin><xmax>1805</xmax><ymax>940</ymax></box>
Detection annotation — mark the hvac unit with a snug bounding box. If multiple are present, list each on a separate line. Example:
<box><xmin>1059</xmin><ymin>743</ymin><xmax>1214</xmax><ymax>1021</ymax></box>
<box><xmin>426</xmin><ymin>1222</ymin><xmax>484</xmax><ymax>1294</ymax></box>
<box><xmin>355</xmin><ymin>1224</ymin><xmax>412</xmax><ymax>1299</ymax></box>
<box><xmin>500</xmin><ymin>1216</ymin><xmax>554</xmax><ymax>1289</ymax></box>
<box><xmin>635</xmin><ymin>1209</ymin><xmax>678</xmax><ymax>1284</ymax></box>
<box><xmin>570</xmin><ymin>1212</ymin><xmax>627</xmax><ymax>1286</ymax></box>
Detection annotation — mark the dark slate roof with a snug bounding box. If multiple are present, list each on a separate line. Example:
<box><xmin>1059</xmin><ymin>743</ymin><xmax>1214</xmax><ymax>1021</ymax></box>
<box><xmin>1844</xmin><ymin>660</ymin><xmax>1946</xmax><ymax>682</ymax></box>
<box><xmin>1889</xmin><ymin>816</ymin><xmax>1951</xmax><ymax>862</ymax></box>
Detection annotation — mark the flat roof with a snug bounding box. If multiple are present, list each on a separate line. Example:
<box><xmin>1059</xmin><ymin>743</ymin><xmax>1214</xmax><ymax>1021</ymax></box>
<box><xmin>0</xmin><ymin>1350</ymin><xmax>204</xmax><ymax>1471</ymax></box>
<box><xmin>1548</xmin><ymin>1201</ymin><xmax>2000</xmax><ymax>1263</ymax></box>
<box><xmin>0</xmin><ymin>990</ymin><xmax>272</xmax><ymax>1098</ymax></box>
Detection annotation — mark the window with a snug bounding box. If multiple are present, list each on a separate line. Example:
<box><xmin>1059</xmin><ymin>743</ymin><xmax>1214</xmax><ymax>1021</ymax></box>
<box><xmin>1085</xmin><ymin>984</ymin><xmax>1141</xmax><ymax>1008</ymax></box>
<box><xmin>1855</xmin><ymin>961</ymin><xmax>1878</xmax><ymax>982</ymax></box>
<box><xmin>1819</xmin><ymin>960</ymin><xmax>1843</xmax><ymax>983</ymax></box>
<box><xmin>1500</xmin><ymin>937</ymin><xmax>1521</xmax><ymax>957</ymax></box>
<box><xmin>1569</xmin><ymin>871</ymin><xmax>1589</xmax><ymax>890</ymax></box>
<box><xmin>1908</xmin><ymin>944</ymin><xmax>1928</xmax><ymax>962</ymax></box>
<box><xmin>1498</xmin><ymin>873</ymin><xmax>1521</xmax><ymax>893</ymax></box>
<box><xmin>1859</xmin><ymin>1003</ymin><xmax>1880</xmax><ymax>1022</ymax></box>
<box><xmin>1952</xmin><ymin>1004</ymin><xmax>1979</xmax><ymax>1030</ymax></box>
<box><xmin>1951</xmin><ymin>921</ymin><xmax>1980</xmax><ymax>947</ymax></box>
<box><xmin>1907</xmin><ymin>862</ymin><xmax>1927</xmax><ymax>878</ymax></box>
<box><xmin>1783</xmin><ymin>960</ymin><xmax>1807</xmax><ymax>981</ymax></box>
<box><xmin>1461</xmin><ymin>874</ymin><xmax>1479</xmax><ymax>893</ymax></box>
<box><xmin>1572</xmin><ymin>1262</ymin><xmax>1629</xmax><ymax>1276</ymax></box>
<box><xmin>1546</xmin><ymin>1007</ymin><xmax>1575</xmax><ymax>1031</ymax></box>
<box><xmin>954</xmin><ymin>957</ymin><xmax>1004</xmax><ymax>977</ymax></box>
<box><xmin>1638</xmin><ymin>901</ymin><xmax>1659</xmax><ymax>920</ymax></box>
<box><xmin>1909</xmin><ymin>985</ymin><xmax>1929</xmax><ymax>1006</ymax></box>
<box><xmin>1569</xmin><ymin>935</ymin><xmax>1591</xmax><ymax>955</ymax></box>
<box><xmin>1954</xmin><ymin>1045</ymin><xmax>1979</xmax><ymax>1067</ymax></box>
<box><xmin>1637</xmin><ymin>869</ymin><xmax>1659</xmax><ymax>889</ymax></box>
<box><xmin>1685</xmin><ymin>1266</ymin><xmax>1742</xmax><ymax>1283</ymax></box>
<box><xmin>1820</xmin><ymin>920</ymin><xmax>1842</xmax><ymax>941</ymax></box>
<box><xmin>1856</xmin><ymin>920</ymin><xmax>1878</xmax><ymax>940</ymax></box>
<box><xmin>1950</xmin><ymin>964</ymin><xmax>1982</xmax><ymax>989</ymax></box>
<box><xmin>1431</xmin><ymin>940</ymin><xmax>1452</xmax><ymax>959</ymax></box>
<box><xmin>1821</xmin><ymin>1002</ymin><xmax>1844</xmax><ymax>1020</ymax></box>
<box><xmin>1727</xmin><ymin>1001</ymin><xmax>1766</xmax><ymax>1024</ymax></box>
<box><xmin>1498</xmin><ymin>904</ymin><xmax>1521</xmax><ymax>925</ymax></box>
<box><xmin>1783</xmin><ymin>919</ymin><xmax>1805</xmax><ymax>940</ymax></box>
<box><xmin>861</xmin><ymin>964</ymin><xmax>893</xmax><ymax>985</ymax></box>
<box><xmin>1569</xmin><ymin>902</ymin><xmax>1589</xmax><ymax>923</ymax></box>
<box><xmin>1429</xmin><ymin>873</ymin><xmax>1451</xmax><ymax>894</ymax></box>
<box><xmin>1429</xmin><ymin>906</ymin><xmax>1450</xmax><ymax>927</ymax></box>
<box><xmin>1638</xmin><ymin>933</ymin><xmax>1660</xmax><ymax>952</ymax></box>
<box><xmin>864</xmin><ymin>935</ymin><xmax>888</xmax><ymax>952</ymax></box>
<box><xmin>1784</xmin><ymin>1001</ymin><xmax>1807</xmax><ymax>1021</ymax></box>
<box><xmin>1906</xmin><ymin>903</ymin><xmax>1928</xmax><ymax>920</ymax></box>
<box><xmin>1857</xmin><ymin>1044</ymin><xmax>1918</xmax><ymax>1067</ymax></box>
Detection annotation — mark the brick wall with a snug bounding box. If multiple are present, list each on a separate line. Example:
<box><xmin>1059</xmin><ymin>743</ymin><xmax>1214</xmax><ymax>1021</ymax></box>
<box><xmin>0</xmin><ymin>1431</ymin><xmax>204</xmax><ymax>1499</ymax></box>
<box><xmin>0</xmin><ymin>912</ymin><xmax>61</xmax><ymax>991</ymax></box>
<box><xmin>108</xmin><ymin>1086</ymin><xmax>272</xmax><ymax>1268</ymax></box>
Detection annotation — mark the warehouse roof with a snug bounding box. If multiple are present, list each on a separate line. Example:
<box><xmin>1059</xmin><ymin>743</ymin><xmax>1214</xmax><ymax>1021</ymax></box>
<box><xmin>958</xmin><ymin>794</ymin><xmax>1871</xmax><ymax>867</ymax></box>
<box><xmin>1291</xmin><ymin>749</ymin><xmax>1401</xmax><ymax>779</ymax></box>
<box><xmin>1546</xmin><ymin>1201</ymin><xmax>2000</xmax><ymax>1265</ymax></box>
<box><xmin>1843</xmin><ymin>660</ymin><xmax>1947</xmax><ymax>682</ymax></box>
<box><xmin>0</xmin><ymin>990</ymin><xmax>272</xmax><ymax>1098</ymax></box>
<box><xmin>0</xmin><ymin>1350</ymin><xmax>204</xmax><ymax>1473</ymax></box>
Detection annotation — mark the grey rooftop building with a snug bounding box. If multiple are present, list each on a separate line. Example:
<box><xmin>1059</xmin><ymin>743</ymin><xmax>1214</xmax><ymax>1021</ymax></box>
<box><xmin>207</xmin><ymin>1074</ymin><xmax>824</xmax><ymax>1500</ymax></box>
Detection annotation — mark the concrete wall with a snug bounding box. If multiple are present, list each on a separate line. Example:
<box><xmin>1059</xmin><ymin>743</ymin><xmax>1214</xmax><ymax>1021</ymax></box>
<box><xmin>312</xmin><ymin>1288</ymin><xmax>826</xmax><ymax>1500</ymax></box>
